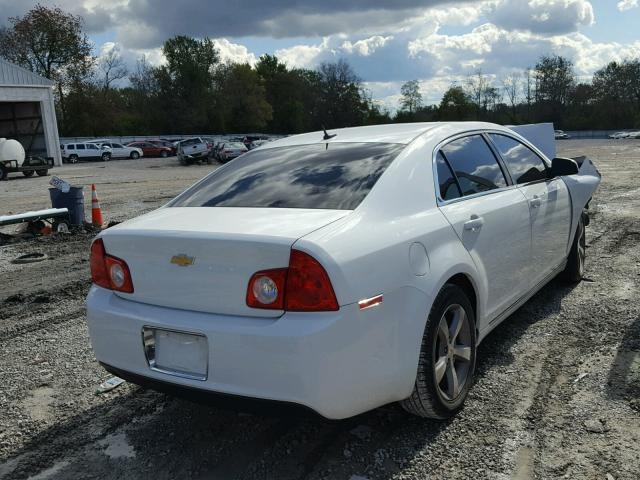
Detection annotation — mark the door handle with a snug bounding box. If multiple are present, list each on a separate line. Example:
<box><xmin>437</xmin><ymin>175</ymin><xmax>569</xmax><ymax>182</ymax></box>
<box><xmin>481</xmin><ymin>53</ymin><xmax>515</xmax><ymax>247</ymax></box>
<box><xmin>464</xmin><ymin>216</ymin><xmax>484</xmax><ymax>232</ymax></box>
<box><xmin>530</xmin><ymin>195</ymin><xmax>542</xmax><ymax>208</ymax></box>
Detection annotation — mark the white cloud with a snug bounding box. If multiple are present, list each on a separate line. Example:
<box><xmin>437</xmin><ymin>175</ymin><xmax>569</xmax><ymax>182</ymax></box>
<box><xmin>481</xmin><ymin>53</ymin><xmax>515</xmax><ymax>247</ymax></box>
<box><xmin>617</xmin><ymin>0</ymin><xmax>638</xmax><ymax>12</ymax></box>
<box><xmin>213</xmin><ymin>38</ymin><xmax>257</xmax><ymax>65</ymax></box>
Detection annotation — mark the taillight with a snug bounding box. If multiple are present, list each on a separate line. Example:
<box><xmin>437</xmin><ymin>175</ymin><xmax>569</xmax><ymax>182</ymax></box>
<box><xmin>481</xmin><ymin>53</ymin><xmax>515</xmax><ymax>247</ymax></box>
<box><xmin>90</xmin><ymin>239</ymin><xmax>110</xmax><ymax>289</ymax></box>
<box><xmin>246</xmin><ymin>250</ymin><xmax>338</xmax><ymax>312</ymax></box>
<box><xmin>90</xmin><ymin>239</ymin><xmax>134</xmax><ymax>293</ymax></box>
<box><xmin>246</xmin><ymin>268</ymin><xmax>287</xmax><ymax>309</ymax></box>
<box><xmin>286</xmin><ymin>250</ymin><xmax>338</xmax><ymax>311</ymax></box>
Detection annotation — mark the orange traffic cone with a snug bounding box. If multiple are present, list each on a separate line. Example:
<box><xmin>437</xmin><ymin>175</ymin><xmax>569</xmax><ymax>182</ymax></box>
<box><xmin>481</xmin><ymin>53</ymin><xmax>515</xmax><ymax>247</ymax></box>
<box><xmin>91</xmin><ymin>184</ymin><xmax>104</xmax><ymax>227</ymax></box>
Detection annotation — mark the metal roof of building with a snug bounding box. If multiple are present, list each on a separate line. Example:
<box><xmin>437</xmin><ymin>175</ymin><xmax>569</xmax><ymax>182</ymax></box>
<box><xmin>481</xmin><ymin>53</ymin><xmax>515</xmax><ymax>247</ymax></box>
<box><xmin>0</xmin><ymin>58</ymin><xmax>54</xmax><ymax>87</ymax></box>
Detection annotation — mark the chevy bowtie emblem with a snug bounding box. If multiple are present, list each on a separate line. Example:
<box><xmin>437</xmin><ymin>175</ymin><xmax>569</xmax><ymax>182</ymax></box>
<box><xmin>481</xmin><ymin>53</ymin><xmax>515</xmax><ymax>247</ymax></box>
<box><xmin>170</xmin><ymin>254</ymin><xmax>195</xmax><ymax>267</ymax></box>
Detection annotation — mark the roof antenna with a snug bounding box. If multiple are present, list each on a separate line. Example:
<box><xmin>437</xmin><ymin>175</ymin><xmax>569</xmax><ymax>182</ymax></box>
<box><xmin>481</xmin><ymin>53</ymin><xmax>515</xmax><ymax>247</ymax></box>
<box><xmin>322</xmin><ymin>125</ymin><xmax>337</xmax><ymax>141</ymax></box>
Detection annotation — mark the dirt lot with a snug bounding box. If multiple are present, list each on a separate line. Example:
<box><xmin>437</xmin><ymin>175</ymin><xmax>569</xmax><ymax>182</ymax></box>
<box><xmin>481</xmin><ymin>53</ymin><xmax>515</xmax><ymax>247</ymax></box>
<box><xmin>0</xmin><ymin>141</ymin><xmax>639</xmax><ymax>480</ymax></box>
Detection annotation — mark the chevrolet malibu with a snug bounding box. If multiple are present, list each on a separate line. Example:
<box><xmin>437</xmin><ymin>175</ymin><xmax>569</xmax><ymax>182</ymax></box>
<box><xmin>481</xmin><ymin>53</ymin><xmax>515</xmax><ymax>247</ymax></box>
<box><xmin>86</xmin><ymin>122</ymin><xmax>600</xmax><ymax>419</ymax></box>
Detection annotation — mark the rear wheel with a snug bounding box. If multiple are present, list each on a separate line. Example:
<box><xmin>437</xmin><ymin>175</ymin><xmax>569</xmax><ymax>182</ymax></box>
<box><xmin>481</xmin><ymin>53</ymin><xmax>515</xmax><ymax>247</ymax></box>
<box><xmin>101</xmin><ymin>152</ymin><xmax>111</xmax><ymax>162</ymax></box>
<box><xmin>130</xmin><ymin>151</ymin><xmax>140</xmax><ymax>159</ymax></box>
<box><xmin>160</xmin><ymin>150</ymin><xmax>168</xmax><ymax>158</ymax></box>
<box><xmin>401</xmin><ymin>284</ymin><xmax>476</xmax><ymax>419</ymax></box>
<box><xmin>69</xmin><ymin>154</ymin><xmax>79</xmax><ymax>164</ymax></box>
<box><xmin>23</xmin><ymin>170</ymin><xmax>35</xmax><ymax>177</ymax></box>
<box><xmin>561</xmin><ymin>214</ymin><xmax>586</xmax><ymax>282</ymax></box>
<box><xmin>36</xmin><ymin>169</ymin><xmax>48</xmax><ymax>177</ymax></box>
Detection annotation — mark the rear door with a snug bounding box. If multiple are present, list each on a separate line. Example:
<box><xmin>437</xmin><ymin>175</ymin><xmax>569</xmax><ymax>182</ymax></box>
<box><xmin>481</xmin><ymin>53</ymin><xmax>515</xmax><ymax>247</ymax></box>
<box><xmin>435</xmin><ymin>134</ymin><xmax>532</xmax><ymax>325</ymax></box>
<box><xmin>487</xmin><ymin>133</ymin><xmax>571</xmax><ymax>287</ymax></box>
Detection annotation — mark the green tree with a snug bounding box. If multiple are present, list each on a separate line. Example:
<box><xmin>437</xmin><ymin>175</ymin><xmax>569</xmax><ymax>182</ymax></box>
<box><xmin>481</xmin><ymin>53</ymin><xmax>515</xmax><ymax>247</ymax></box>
<box><xmin>155</xmin><ymin>35</ymin><xmax>220</xmax><ymax>132</ymax></box>
<box><xmin>592</xmin><ymin>60</ymin><xmax>640</xmax><ymax>128</ymax></box>
<box><xmin>438</xmin><ymin>86</ymin><xmax>474</xmax><ymax>120</ymax></box>
<box><xmin>256</xmin><ymin>54</ymin><xmax>307</xmax><ymax>133</ymax></box>
<box><xmin>217</xmin><ymin>63</ymin><xmax>272</xmax><ymax>132</ymax></box>
<box><xmin>534</xmin><ymin>54</ymin><xmax>574</xmax><ymax>126</ymax></box>
<box><xmin>316</xmin><ymin>59</ymin><xmax>368</xmax><ymax>128</ymax></box>
<box><xmin>399</xmin><ymin>80</ymin><xmax>423</xmax><ymax>114</ymax></box>
<box><xmin>0</xmin><ymin>4</ymin><xmax>94</xmax><ymax>132</ymax></box>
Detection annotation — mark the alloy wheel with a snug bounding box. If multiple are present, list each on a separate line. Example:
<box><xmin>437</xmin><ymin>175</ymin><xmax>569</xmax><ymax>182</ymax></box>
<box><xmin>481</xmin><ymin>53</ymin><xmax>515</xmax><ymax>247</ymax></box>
<box><xmin>434</xmin><ymin>304</ymin><xmax>473</xmax><ymax>401</ymax></box>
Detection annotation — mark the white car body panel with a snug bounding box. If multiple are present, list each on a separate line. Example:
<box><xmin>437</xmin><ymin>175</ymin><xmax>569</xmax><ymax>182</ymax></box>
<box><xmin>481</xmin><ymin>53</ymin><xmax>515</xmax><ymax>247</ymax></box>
<box><xmin>86</xmin><ymin>122</ymin><xmax>601</xmax><ymax>418</ymax></box>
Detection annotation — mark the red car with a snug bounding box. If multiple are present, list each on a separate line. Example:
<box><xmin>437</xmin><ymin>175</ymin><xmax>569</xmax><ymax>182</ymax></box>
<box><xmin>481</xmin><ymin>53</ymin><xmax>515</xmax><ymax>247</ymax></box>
<box><xmin>126</xmin><ymin>141</ymin><xmax>173</xmax><ymax>158</ymax></box>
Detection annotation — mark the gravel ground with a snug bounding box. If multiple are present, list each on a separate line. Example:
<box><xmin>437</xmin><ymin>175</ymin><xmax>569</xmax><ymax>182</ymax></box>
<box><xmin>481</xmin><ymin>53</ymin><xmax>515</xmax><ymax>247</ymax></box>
<box><xmin>0</xmin><ymin>141</ymin><xmax>639</xmax><ymax>480</ymax></box>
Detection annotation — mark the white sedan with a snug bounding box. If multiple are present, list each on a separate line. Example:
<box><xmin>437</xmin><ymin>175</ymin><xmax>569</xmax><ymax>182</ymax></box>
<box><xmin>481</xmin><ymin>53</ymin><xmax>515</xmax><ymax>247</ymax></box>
<box><xmin>86</xmin><ymin>122</ymin><xmax>600</xmax><ymax>419</ymax></box>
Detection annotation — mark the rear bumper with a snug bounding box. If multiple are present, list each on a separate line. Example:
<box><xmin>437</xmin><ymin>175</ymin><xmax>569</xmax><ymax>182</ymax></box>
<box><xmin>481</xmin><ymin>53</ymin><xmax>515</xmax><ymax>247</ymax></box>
<box><xmin>86</xmin><ymin>286</ymin><xmax>426</xmax><ymax>419</ymax></box>
<box><xmin>181</xmin><ymin>151</ymin><xmax>208</xmax><ymax>159</ymax></box>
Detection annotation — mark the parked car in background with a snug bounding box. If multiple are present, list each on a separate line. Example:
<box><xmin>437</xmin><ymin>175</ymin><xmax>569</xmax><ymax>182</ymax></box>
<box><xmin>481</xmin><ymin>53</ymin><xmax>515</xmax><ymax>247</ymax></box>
<box><xmin>126</xmin><ymin>141</ymin><xmax>173</xmax><ymax>158</ymax></box>
<box><xmin>609</xmin><ymin>131</ymin><xmax>630</xmax><ymax>139</ymax></box>
<box><xmin>216</xmin><ymin>142</ymin><xmax>248</xmax><ymax>162</ymax></box>
<box><xmin>87</xmin><ymin>122</ymin><xmax>600</xmax><ymax>420</ymax></box>
<box><xmin>248</xmin><ymin>139</ymin><xmax>270</xmax><ymax>150</ymax></box>
<box><xmin>177</xmin><ymin>137</ymin><xmax>210</xmax><ymax>165</ymax></box>
<box><xmin>149</xmin><ymin>140</ymin><xmax>177</xmax><ymax>155</ymax></box>
<box><xmin>91</xmin><ymin>141</ymin><xmax>143</xmax><ymax>159</ymax></box>
<box><xmin>243</xmin><ymin>135</ymin><xmax>269</xmax><ymax>149</ymax></box>
<box><xmin>61</xmin><ymin>142</ymin><xmax>110</xmax><ymax>163</ymax></box>
<box><xmin>201</xmin><ymin>137</ymin><xmax>216</xmax><ymax>151</ymax></box>
<box><xmin>628</xmin><ymin>131</ymin><xmax>640</xmax><ymax>139</ymax></box>
<box><xmin>554</xmin><ymin>130</ymin><xmax>569</xmax><ymax>139</ymax></box>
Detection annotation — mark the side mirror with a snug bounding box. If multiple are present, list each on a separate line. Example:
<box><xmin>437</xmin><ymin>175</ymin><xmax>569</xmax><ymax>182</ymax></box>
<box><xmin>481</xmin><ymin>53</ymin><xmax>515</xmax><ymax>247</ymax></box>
<box><xmin>550</xmin><ymin>157</ymin><xmax>579</xmax><ymax>177</ymax></box>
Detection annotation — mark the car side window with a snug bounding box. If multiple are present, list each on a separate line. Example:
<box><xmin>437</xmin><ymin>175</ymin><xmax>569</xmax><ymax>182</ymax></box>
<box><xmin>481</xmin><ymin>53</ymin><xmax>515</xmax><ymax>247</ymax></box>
<box><xmin>436</xmin><ymin>151</ymin><xmax>461</xmax><ymax>200</ymax></box>
<box><xmin>87</xmin><ymin>144</ymin><xmax>97</xmax><ymax>150</ymax></box>
<box><xmin>488</xmin><ymin>134</ymin><xmax>548</xmax><ymax>184</ymax></box>
<box><xmin>113</xmin><ymin>143</ymin><xmax>124</xmax><ymax>148</ymax></box>
<box><xmin>440</xmin><ymin>135</ymin><xmax>507</xmax><ymax>197</ymax></box>
<box><xmin>68</xmin><ymin>144</ymin><xmax>75</xmax><ymax>150</ymax></box>
<box><xmin>77</xmin><ymin>144</ymin><xmax>85</xmax><ymax>150</ymax></box>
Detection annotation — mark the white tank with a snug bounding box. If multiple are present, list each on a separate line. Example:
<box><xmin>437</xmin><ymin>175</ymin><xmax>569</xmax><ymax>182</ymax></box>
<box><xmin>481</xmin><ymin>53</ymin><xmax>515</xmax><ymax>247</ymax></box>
<box><xmin>0</xmin><ymin>138</ymin><xmax>26</xmax><ymax>166</ymax></box>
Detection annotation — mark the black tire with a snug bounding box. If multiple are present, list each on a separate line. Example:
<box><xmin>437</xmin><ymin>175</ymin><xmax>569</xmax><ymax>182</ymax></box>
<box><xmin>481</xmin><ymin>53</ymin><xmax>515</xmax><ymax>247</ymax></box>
<box><xmin>178</xmin><ymin>156</ymin><xmax>187</xmax><ymax>166</ymax></box>
<box><xmin>561</xmin><ymin>214</ymin><xmax>586</xmax><ymax>283</ymax></box>
<box><xmin>401</xmin><ymin>284</ymin><xmax>477</xmax><ymax>419</ymax></box>
<box><xmin>130</xmin><ymin>151</ymin><xmax>140</xmax><ymax>159</ymax></box>
<box><xmin>23</xmin><ymin>170</ymin><xmax>35</xmax><ymax>177</ymax></box>
<box><xmin>101</xmin><ymin>152</ymin><xmax>111</xmax><ymax>162</ymax></box>
<box><xmin>0</xmin><ymin>166</ymin><xmax>7</xmax><ymax>181</ymax></box>
<box><xmin>160</xmin><ymin>150</ymin><xmax>168</xmax><ymax>158</ymax></box>
<box><xmin>36</xmin><ymin>169</ymin><xmax>48</xmax><ymax>177</ymax></box>
<box><xmin>69</xmin><ymin>154</ymin><xmax>79</xmax><ymax>164</ymax></box>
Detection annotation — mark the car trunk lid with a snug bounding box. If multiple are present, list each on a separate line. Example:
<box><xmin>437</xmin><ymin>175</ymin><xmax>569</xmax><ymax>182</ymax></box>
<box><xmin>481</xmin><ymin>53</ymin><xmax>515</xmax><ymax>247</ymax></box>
<box><xmin>100</xmin><ymin>207</ymin><xmax>349</xmax><ymax>317</ymax></box>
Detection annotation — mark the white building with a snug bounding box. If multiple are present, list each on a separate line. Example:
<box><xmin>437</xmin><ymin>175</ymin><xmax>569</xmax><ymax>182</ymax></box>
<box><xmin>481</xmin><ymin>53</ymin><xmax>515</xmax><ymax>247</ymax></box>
<box><xmin>0</xmin><ymin>58</ymin><xmax>62</xmax><ymax>166</ymax></box>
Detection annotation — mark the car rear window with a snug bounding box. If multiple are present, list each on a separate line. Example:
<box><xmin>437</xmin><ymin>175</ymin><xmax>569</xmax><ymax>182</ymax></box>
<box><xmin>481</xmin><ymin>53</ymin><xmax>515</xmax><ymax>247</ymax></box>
<box><xmin>169</xmin><ymin>142</ymin><xmax>404</xmax><ymax>210</ymax></box>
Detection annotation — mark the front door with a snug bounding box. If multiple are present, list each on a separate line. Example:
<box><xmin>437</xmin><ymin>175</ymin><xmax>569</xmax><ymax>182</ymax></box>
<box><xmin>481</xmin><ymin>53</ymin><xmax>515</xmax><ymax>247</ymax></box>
<box><xmin>487</xmin><ymin>134</ymin><xmax>572</xmax><ymax>287</ymax></box>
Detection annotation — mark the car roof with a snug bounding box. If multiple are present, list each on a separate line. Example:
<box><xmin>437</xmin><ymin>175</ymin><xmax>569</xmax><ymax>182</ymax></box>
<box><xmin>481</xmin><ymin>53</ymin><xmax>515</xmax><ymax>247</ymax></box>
<box><xmin>260</xmin><ymin>122</ymin><xmax>514</xmax><ymax>149</ymax></box>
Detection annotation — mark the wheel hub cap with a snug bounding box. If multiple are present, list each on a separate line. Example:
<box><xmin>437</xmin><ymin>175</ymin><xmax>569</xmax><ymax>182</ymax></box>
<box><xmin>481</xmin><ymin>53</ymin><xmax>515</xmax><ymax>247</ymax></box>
<box><xmin>434</xmin><ymin>304</ymin><xmax>472</xmax><ymax>402</ymax></box>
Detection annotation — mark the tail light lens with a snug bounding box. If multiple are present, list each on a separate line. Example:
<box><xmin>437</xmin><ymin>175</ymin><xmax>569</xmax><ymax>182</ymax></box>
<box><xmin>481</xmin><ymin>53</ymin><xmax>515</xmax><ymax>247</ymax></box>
<box><xmin>90</xmin><ymin>239</ymin><xmax>134</xmax><ymax>293</ymax></box>
<box><xmin>90</xmin><ymin>239</ymin><xmax>110</xmax><ymax>289</ymax></box>
<box><xmin>286</xmin><ymin>250</ymin><xmax>338</xmax><ymax>311</ymax></box>
<box><xmin>246</xmin><ymin>269</ymin><xmax>287</xmax><ymax>309</ymax></box>
<box><xmin>246</xmin><ymin>250</ymin><xmax>338</xmax><ymax>312</ymax></box>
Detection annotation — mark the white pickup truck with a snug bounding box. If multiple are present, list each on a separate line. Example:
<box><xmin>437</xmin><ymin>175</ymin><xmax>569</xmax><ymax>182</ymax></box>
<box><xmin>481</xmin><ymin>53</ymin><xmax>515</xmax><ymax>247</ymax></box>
<box><xmin>177</xmin><ymin>138</ymin><xmax>211</xmax><ymax>165</ymax></box>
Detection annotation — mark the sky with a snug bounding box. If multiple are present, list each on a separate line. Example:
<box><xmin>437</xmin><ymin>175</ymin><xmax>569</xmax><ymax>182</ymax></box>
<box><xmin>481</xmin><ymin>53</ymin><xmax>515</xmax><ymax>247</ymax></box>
<box><xmin>1</xmin><ymin>0</ymin><xmax>639</xmax><ymax>111</ymax></box>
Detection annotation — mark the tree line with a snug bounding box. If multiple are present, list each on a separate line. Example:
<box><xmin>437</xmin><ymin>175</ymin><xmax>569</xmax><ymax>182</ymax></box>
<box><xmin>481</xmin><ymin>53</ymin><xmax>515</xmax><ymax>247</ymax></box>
<box><xmin>399</xmin><ymin>55</ymin><xmax>640</xmax><ymax>130</ymax></box>
<box><xmin>1</xmin><ymin>5</ymin><xmax>639</xmax><ymax>137</ymax></box>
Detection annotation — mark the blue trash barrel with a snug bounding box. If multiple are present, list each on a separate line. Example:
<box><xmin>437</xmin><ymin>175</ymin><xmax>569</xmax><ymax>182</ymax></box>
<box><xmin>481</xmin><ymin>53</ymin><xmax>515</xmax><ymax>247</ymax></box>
<box><xmin>49</xmin><ymin>186</ymin><xmax>85</xmax><ymax>225</ymax></box>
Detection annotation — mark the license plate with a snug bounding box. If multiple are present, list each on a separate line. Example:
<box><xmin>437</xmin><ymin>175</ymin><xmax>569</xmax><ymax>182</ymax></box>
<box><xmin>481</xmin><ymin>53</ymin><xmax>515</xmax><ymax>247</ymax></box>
<box><xmin>142</xmin><ymin>327</ymin><xmax>208</xmax><ymax>380</ymax></box>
